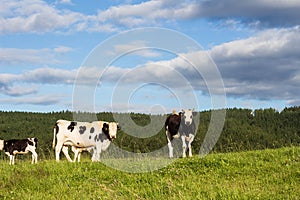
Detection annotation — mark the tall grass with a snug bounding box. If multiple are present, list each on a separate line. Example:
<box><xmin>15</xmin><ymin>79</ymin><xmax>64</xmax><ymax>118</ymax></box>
<box><xmin>0</xmin><ymin>146</ymin><xmax>299</xmax><ymax>199</ymax></box>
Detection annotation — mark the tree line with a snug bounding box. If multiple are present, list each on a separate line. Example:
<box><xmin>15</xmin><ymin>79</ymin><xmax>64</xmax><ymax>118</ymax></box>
<box><xmin>0</xmin><ymin>107</ymin><xmax>299</xmax><ymax>159</ymax></box>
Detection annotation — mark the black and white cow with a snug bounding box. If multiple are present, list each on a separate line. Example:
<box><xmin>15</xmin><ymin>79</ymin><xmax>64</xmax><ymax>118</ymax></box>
<box><xmin>53</xmin><ymin>119</ymin><xmax>119</xmax><ymax>162</ymax></box>
<box><xmin>165</xmin><ymin>109</ymin><xmax>197</xmax><ymax>158</ymax></box>
<box><xmin>0</xmin><ymin>138</ymin><xmax>38</xmax><ymax>165</ymax></box>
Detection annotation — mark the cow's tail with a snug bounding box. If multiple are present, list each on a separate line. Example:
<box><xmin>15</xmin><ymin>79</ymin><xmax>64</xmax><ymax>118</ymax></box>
<box><xmin>52</xmin><ymin>123</ymin><xmax>58</xmax><ymax>149</ymax></box>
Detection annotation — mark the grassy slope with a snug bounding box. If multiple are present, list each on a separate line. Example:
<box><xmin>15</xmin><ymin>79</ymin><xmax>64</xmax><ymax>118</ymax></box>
<box><xmin>0</xmin><ymin>147</ymin><xmax>299</xmax><ymax>200</ymax></box>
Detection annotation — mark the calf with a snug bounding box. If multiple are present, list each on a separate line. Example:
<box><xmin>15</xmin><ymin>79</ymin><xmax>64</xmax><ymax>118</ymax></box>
<box><xmin>165</xmin><ymin>109</ymin><xmax>196</xmax><ymax>158</ymax></box>
<box><xmin>66</xmin><ymin>146</ymin><xmax>94</xmax><ymax>162</ymax></box>
<box><xmin>0</xmin><ymin>138</ymin><xmax>38</xmax><ymax>165</ymax></box>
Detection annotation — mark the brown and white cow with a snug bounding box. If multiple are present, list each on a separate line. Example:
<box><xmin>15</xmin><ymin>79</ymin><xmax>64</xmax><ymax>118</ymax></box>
<box><xmin>165</xmin><ymin>109</ymin><xmax>197</xmax><ymax>158</ymax></box>
<box><xmin>0</xmin><ymin>138</ymin><xmax>38</xmax><ymax>165</ymax></box>
<box><xmin>53</xmin><ymin>119</ymin><xmax>119</xmax><ymax>162</ymax></box>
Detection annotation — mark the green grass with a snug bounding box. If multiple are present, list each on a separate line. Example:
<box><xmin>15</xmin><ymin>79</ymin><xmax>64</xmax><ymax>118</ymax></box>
<box><xmin>1</xmin><ymin>147</ymin><xmax>299</xmax><ymax>199</ymax></box>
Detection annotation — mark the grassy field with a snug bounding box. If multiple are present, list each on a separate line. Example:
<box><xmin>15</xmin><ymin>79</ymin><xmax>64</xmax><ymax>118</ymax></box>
<box><xmin>0</xmin><ymin>146</ymin><xmax>299</xmax><ymax>199</ymax></box>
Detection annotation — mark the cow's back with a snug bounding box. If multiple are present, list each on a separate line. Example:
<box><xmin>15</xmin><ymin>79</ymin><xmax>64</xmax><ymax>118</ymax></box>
<box><xmin>4</xmin><ymin>139</ymin><xmax>30</xmax><ymax>154</ymax></box>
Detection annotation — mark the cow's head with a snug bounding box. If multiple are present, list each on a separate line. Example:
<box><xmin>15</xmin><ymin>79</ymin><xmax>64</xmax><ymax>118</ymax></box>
<box><xmin>181</xmin><ymin>109</ymin><xmax>196</xmax><ymax>126</ymax></box>
<box><xmin>0</xmin><ymin>139</ymin><xmax>4</xmax><ymax>150</ymax></box>
<box><xmin>102</xmin><ymin>122</ymin><xmax>120</xmax><ymax>140</ymax></box>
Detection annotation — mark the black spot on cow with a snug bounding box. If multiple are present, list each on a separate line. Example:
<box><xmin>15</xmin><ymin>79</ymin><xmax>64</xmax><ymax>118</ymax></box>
<box><xmin>102</xmin><ymin>123</ymin><xmax>109</xmax><ymax>135</ymax></box>
<box><xmin>165</xmin><ymin>113</ymin><xmax>182</xmax><ymax>139</ymax></box>
<box><xmin>55</xmin><ymin>123</ymin><xmax>59</xmax><ymax>134</ymax></box>
<box><xmin>99</xmin><ymin>133</ymin><xmax>109</xmax><ymax>142</ymax></box>
<box><xmin>101</xmin><ymin>123</ymin><xmax>111</xmax><ymax>141</ymax></box>
<box><xmin>90</xmin><ymin>127</ymin><xmax>95</xmax><ymax>133</ymax></box>
<box><xmin>67</xmin><ymin>121</ymin><xmax>77</xmax><ymax>132</ymax></box>
<box><xmin>94</xmin><ymin>134</ymin><xmax>99</xmax><ymax>142</ymax></box>
<box><xmin>79</xmin><ymin>126</ymin><xmax>86</xmax><ymax>134</ymax></box>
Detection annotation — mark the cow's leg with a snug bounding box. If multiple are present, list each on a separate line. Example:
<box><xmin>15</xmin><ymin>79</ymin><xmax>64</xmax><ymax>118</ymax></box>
<box><xmin>8</xmin><ymin>155</ymin><xmax>11</xmax><ymax>165</ymax></box>
<box><xmin>92</xmin><ymin>150</ymin><xmax>100</xmax><ymax>162</ymax></box>
<box><xmin>71</xmin><ymin>146</ymin><xmax>78</xmax><ymax>162</ymax></box>
<box><xmin>77</xmin><ymin>152</ymin><xmax>81</xmax><ymax>162</ymax></box>
<box><xmin>71</xmin><ymin>146</ymin><xmax>81</xmax><ymax>162</ymax></box>
<box><xmin>27</xmin><ymin>145</ymin><xmax>38</xmax><ymax>164</ymax></box>
<box><xmin>62</xmin><ymin>146</ymin><xmax>73</xmax><ymax>162</ymax></box>
<box><xmin>55</xmin><ymin>142</ymin><xmax>63</xmax><ymax>162</ymax></box>
<box><xmin>93</xmin><ymin>143</ymin><xmax>102</xmax><ymax>162</ymax></box>
<box><xmin>181</xmin><ymin>135</ymin><xmax>187</xmax><ymax>158</ymax></box>
<box><xmin>91</xmin><ymin>150</ymin><xmax>97</xmax><ymax>162</ymax></box>
<box><xmin>89</xmin><ymin>147</ymin><xmax>96</xmax><ymax>162</ymax></box>
<box><xmin>9</xmin><ymin>155</ymin><xmax>14</xmax><ymax>165</ymax></box>
<box><xmin>31</xmin><ymin>151</ymin><xmax>38</xmax><ymax>164</ymax></box>
<box><xmin>187</xmin><ymin>134</ymin><xmax>195</xmax><ymax>157</ymax></box>
<box><xmin>166</xmin><ymin>130</ymin><xmax>174</xmax><ymax>158</ymax></box>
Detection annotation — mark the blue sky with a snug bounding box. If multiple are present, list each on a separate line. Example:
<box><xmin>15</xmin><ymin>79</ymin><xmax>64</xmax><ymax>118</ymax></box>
<box><xmin>1</xmin><ymin>0</ymin><xmax>300</xmax><ymax>114</ymax></box>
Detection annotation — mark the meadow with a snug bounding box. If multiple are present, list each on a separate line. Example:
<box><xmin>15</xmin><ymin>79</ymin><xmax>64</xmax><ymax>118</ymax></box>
<box><xmin>0</xmin><ymin>146</ymin><xmax>299</xmax><ymax>199</ymax></box>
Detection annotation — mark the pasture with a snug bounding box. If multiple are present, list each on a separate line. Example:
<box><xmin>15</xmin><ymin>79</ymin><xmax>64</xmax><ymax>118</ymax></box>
<box><xmin>1</xmin><ymin>146</ymin><xmax>299</xmax><ymax>199</ymax></box>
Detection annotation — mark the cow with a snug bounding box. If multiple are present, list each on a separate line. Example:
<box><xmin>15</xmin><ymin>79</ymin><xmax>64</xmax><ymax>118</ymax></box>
<box><xmin>53</xmin><ymin>119</ymin><xmax>119</xmax><ymax>162</ymax></box>
<box><xmin>165</xmin><ymin>109</ymin><xmax>197</xmax><ymax>158</ymax></box>
<box><xmin>0</xmin><ymin>138</ymin><xmax>38</xmax><ymax>165</ymax></box>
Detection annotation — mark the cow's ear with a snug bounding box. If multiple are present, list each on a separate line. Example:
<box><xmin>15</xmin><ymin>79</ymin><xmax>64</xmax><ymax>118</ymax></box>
<box><xmin>117</xmin><ymin>123</ymin><xmax>121</xmax><ymax>130</ymax></box>
<box><xmin>103</xmin><ymin>123</ymin><xmax>108</xmax><ymax>131</ymax></box>
<box><xmin>192</xmin><ymin>111</ymin><xmax>197</xmax><ymax>116</ymax></box>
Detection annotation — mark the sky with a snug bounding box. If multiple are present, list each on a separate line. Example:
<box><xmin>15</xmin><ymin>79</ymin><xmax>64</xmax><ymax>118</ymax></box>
<box><xmin>1</xmin><ymin>0</ymin><xmax>300</xmax><ymax>114</ymax></box>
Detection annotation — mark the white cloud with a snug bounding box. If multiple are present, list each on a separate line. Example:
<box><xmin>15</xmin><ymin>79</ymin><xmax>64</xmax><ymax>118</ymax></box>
<box><xmin>54</xmin><ymin>46</ymin><xmax>73</xmax><ymax>54</ymax></box>
<box><xmin>56</xmin><ymin>0</ymin><xmax>73</xmax><ymax>5</ymax></box>
<box><xmin>2</xmin><ymin>0</ymin><xmax>300</xmax><ymax>35</ymax></box>
<box><xmin>2</xmin><ymin>85</ymin><xmax>38</xmax><ymax>96</ymax></box>
<box><xmin>0</xmin><ymin>0</ymin><xmax>83</xmax><ymax>34</ymax></box>
<box><xmin>0</xmin><ymin>94</ymin><xmax>62</xmax><ymax>105</ymax></box>
<box><xmin>110</xmin><ymin>40</ymin><xmax>161</xmax><ymax>57</ymax></box>
<box><xmin>100</xmin><ymin>27</ymin><xmax>300</xmax><ymax>104</ymax></box>
<box><xmin>0</xmin><ymin>47</ymin><xmax>73</xmax><ymax>66</ymax></box>
<box><xmin>210</xmin><ymin>27</ymin><xmax>300</xmax><ymax>102</ymax></box>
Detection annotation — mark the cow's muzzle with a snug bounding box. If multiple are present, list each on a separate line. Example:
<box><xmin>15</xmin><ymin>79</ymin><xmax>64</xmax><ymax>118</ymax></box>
<box><xmin>110</xmin><ymin>135</ymin><xmax>116</xmax><ymax>140</ymax></box>
<box><xmin>185</xmin><ymin>122</ymin><xmax>191</xmax><ymax>126</ymax></box>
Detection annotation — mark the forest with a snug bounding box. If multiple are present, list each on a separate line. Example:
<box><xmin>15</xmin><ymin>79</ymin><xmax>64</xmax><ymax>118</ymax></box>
<box><xmin>0</xmin><ymin>106</ymin><xmax>300</xmax><ymax>159</ymax></box>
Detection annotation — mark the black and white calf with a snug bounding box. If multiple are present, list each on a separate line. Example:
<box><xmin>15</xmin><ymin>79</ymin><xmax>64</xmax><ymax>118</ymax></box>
<box><xmin>53</xmin><ymin>119</ymin><xmax>119</xmax><ymax>162</ymax></box>
<box><xmin>165</xmin><ymin>109</ymin><xmax>197</xmax><ymax>158</ymax></box>
<box><xmin>70</xmin><ymin>146</ymin><xmax>94</xmax><ymax>162</ymax></box>
<box><xmin>0</xmin><ymin>138</ymin><xmax>38</xmax><ymax>165</ymax></box>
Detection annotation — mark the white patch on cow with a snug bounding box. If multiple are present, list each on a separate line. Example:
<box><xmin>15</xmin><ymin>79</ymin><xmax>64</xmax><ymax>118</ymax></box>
<box><xmin>187</xmin><ymin>134</ymin><xmax>194</xmax><ymax>157</ymax></box>
<box><xmin>0</xmin><ymin>140</ymin><xmax>4</xmax><ymax>150</ymax></box>
<box><xmin>181</xmin><ymin>135</ymin><xmax>187</xmax><ymax>158</ymax></box>
<box><xmin>182</xmin><ymin>109</ymin><xmax>194</xmax><ymax>125</ymax></box>
<box><xmin>108</xmin><ymin>122</ymin><xmax>118</xmax><ymax>139</ymax></box>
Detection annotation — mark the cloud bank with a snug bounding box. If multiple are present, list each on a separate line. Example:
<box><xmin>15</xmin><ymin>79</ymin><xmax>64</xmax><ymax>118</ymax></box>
<box><xmin>1</xmin><ymin>0</ymin><xmax>300</xmax><ymax>34</ymax></box>
<box><xmin>1</xmin><ymin>26</ymin><xmax>300</xmax><ymax>106</ymax></box>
